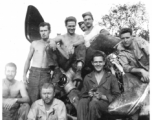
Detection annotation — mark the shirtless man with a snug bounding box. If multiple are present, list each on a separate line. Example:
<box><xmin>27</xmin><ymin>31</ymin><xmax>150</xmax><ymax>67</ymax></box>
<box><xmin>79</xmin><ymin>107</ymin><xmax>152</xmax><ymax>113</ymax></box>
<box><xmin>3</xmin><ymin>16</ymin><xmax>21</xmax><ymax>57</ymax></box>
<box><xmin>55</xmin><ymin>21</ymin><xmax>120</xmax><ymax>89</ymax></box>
<box><xmin>49</xmin><ymin>16</ymin><xmax>86</xmax><ymax>87</ymax></box>
<box><xmin>23</xmin><ymin>22</ymin><xmax>54</xmax><ymax>104</ymax></box>
<box><xmin>3</xmin><ymin>63</ymin><xmax>30</xmax><ymax>120</ymax></box>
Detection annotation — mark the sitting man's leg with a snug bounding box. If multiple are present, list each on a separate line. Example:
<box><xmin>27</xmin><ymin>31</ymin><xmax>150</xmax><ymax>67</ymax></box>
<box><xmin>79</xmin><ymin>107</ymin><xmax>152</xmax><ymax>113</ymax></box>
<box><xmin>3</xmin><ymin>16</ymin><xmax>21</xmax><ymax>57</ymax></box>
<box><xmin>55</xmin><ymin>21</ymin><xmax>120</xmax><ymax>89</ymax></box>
<box><xmin>3</xmin><ymin>103</ymin><xmax>20</xmax><ymax>120</ymax></box>
<box><xmin>72</xmin><ymin>44</ymin><xmax>86</xmax><ymax>87</ymax></box>
<box><xmin>77</xmin><ymin>98</ymin><xmax>90</xmax><ymax>120</ymax></box>
<box><xmin>88</xmin><ymin>99</ymin><xmax>109</xmax><ymax>120</ymax></box>
<box><xmin>18</xmin><ymin>103</ymin><xmax>30</xmax><ymax>120</ymax></box>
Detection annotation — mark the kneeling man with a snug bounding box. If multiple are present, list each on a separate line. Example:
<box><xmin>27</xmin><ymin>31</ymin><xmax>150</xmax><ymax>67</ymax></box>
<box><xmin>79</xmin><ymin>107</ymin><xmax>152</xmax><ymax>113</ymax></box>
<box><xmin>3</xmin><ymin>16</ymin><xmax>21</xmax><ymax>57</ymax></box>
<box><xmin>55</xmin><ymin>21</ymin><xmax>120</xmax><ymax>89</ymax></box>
<box><xmin>3</xmin><ymin>63</ymin><xmax>30</xmax><ymax>120</ymax></box>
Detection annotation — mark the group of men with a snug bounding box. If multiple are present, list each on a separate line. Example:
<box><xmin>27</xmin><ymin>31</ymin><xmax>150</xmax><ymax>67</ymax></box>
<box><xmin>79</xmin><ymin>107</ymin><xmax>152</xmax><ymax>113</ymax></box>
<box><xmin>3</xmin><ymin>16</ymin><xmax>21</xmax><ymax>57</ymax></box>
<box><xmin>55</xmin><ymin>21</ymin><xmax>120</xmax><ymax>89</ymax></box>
<box><xmin>2</xmin><ymin>11</ymin><xmax>149</xmax><ymax>120</ymax></box>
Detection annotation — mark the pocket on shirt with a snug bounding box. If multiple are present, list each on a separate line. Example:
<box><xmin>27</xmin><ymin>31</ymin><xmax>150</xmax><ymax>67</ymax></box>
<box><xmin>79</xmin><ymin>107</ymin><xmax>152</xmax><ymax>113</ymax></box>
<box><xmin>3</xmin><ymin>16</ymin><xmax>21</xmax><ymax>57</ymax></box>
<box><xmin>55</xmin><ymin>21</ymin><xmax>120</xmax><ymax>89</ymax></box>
<box><xmin>102</xmin><ymin>81</ymin><xmax>111</xmax><ymax>91</ymax></box>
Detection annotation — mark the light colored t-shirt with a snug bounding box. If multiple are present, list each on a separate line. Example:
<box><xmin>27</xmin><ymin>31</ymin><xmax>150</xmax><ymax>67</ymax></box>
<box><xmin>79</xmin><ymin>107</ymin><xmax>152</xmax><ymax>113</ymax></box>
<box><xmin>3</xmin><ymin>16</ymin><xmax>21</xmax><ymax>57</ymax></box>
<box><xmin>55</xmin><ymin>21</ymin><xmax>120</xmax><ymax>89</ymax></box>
<box><xmin>84</xmin><ymin>25</ymin><xmax>106</xmax><ymax>47</ymax></box>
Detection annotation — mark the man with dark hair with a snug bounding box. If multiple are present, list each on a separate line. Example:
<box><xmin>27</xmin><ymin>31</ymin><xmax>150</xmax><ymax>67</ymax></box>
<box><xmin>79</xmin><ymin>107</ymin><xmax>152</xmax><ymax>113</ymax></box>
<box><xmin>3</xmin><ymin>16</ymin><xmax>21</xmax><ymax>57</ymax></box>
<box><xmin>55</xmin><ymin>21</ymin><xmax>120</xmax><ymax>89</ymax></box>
<box><xmin>27</xmin><ymin>83</ymin><xmax>67</xmax><ymax>120</ymax></box>
<box><xmin>114</xmin><ymin>27</ymin><xmax>149</xmax><ymax>120</ymax></box>
<box><xmin>23</xmin><ymin>22</ymin><xmax>55</xmax><ymax>104</ymax></box>
<box><xmin>77</xmin><ymin>51</ymin><xmax>121</xmax><ymax>120</ymax></box>
<box><xmin>49</xmin><ymin>16</ymin><xmax>86</xmax><ymax>87</ymax></box>
<box><xmin>3</xmin><ymin>63</ymin><xmax>30</xmax><ymax>120</ymax></box>
<box><xmin>115</xmin><ymin>28</ymin><xmax>149</xmax><ymax>83</ymax></box>
<box><xmin>39</xmin><ymin>22</ymin><xmax>51</xmax><ymax>31</ymax></box>
<box><xmin>82</xmin><ymin>12</ymin><xmax>109</xmax><ymax>47</ymax></box>
<box><xmin>78</xmin><ymin>21</ymin><xmax>87</xmax><ymax>32</ymax></box>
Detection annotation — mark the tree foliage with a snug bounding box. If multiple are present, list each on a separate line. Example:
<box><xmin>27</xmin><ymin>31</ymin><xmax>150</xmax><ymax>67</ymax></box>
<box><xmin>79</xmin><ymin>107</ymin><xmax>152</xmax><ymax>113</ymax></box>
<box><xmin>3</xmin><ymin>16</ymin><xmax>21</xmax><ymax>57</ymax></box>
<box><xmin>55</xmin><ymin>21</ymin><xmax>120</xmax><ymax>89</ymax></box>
<box><xmin>99</xmin><ymin>2</ymin><xmax>149</xmax><ymax>41</ymax></box>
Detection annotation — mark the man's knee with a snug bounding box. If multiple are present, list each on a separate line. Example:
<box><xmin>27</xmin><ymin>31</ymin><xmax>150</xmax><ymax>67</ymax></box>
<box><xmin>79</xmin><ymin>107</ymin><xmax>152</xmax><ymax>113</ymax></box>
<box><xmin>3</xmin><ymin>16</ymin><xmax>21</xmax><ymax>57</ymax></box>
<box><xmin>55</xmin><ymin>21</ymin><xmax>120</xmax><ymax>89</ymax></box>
<box><xmin>78</xmin><ymin>98</ymin><xmax>89</xmax><ymax>108</ymax></box>
<box><xmin>89</xmin><ymin>100</ymin><xmax>98</xmax><ymax>110</ymax></box>
<box><xmin>18</xmin><ymin>103</ymin><xmax>30</xmax><ymax>114</ymax></box>
<box><xmin>76</xmin><ymin>44</ymin><xmax>86</xmax><ymax>51</ymax></box>
<box><xmin>18</xmin><ymin>103</ymin><xmax>30</xmax><ymax>120</ymax></box>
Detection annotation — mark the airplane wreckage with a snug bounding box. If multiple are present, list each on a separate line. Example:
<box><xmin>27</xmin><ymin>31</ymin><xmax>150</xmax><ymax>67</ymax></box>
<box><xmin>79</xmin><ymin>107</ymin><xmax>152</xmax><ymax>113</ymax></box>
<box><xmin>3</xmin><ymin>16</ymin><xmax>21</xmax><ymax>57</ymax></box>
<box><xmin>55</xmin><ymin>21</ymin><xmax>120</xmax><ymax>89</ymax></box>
<box><xmin>25</xmin><ymin>5</ymin><xmax>149</xmax><ymax>120</ymax></box>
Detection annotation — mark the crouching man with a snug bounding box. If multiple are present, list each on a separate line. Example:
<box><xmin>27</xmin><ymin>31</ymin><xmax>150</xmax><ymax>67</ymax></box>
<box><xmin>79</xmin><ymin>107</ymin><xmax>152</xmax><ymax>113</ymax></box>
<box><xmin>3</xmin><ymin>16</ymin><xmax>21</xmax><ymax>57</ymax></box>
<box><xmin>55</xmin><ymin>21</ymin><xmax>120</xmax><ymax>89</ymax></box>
<box><xmin>3</xmin><ymin>63</ymin><xmax>30</xmax><ymax>120</ymax></box>
<box><xmin>27</xmin><ymin>82</ymin><xmax>67</xmax><ymax>120</ymax></box>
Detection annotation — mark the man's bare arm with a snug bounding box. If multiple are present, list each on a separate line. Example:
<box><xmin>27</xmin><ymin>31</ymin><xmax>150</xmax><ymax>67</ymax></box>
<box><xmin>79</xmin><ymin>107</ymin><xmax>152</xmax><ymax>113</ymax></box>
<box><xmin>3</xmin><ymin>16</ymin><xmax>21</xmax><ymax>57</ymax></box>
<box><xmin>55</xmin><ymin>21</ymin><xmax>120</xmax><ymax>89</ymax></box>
<box><xmin>73</xmin><ymin>35</ymin><xmax>85</xmax><ymax>47</ymax></box>
<box><xmin>3</xmin><ymin>82</ymin><xmax>30</xmax><ymax>110</ymax></box>
<box><xmin>49</xmin><ymin>36</ymin><xmax>62</xmax><ymax>50</ymax></box>
<box><xmin>53</xmin><ymin>36</ymin><xmax>62</xmax><ymax>43</ymax></box>
<box><xmin>17</xmin><ymin>82</ymin><xmax>30</xmax><ymax>103</ymax></box>
<box><xmin>130</xmin><ymin>68</ymin><xmax>149</xmax><ymax>82</ymax></box>
<box><xmin>23</xmin><ymin>42</ymin><xmax>35</xmax><ymax>83</ymax></box>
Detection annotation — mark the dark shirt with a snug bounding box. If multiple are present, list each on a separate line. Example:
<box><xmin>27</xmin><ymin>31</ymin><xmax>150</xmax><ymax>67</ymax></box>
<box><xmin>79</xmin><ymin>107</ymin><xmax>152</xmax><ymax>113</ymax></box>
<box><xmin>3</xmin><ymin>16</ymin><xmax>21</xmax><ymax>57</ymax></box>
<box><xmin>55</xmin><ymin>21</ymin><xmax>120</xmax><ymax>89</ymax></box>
<box><xmin>81</xmin><ymin>71</ymin><xmax>121</xmax><ymax>103</ymax></box>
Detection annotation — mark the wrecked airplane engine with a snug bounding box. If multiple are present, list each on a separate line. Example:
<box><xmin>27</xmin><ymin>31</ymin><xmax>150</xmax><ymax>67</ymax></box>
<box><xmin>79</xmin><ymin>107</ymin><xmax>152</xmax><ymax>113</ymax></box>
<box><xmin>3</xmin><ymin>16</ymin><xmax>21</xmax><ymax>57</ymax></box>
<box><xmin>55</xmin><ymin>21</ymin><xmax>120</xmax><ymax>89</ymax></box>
<box><xmin>106</xmin><ymin>53</ymin><xmax>149</xmax><ymax>117</ymax></box>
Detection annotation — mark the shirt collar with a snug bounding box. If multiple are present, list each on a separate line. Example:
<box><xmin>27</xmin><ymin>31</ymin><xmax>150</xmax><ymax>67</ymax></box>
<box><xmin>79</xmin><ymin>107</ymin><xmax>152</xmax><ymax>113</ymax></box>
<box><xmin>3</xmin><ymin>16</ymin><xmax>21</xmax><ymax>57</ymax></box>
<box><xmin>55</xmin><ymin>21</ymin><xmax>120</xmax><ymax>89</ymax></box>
<box><xmin>87</xmin><ymin>71</ymin><xmax>111</xmax><ymax>86</ymax></box>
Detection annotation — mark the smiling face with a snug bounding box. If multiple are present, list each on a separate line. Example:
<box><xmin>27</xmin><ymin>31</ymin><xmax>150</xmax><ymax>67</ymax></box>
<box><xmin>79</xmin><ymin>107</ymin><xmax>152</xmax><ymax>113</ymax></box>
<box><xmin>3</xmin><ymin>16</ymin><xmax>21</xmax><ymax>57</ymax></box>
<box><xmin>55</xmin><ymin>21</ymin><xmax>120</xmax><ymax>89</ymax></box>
<box><xmin>39</xmin><ymin>25</ymin><xmax>50</xmax><ymax>40</ymax></box>
<box><xmin>66</xmin><ymin>21</ymin><xmax>76</xmax><ymax>35</ymax></box>
<box><xmin>83</xmin><ymin>15</ymin><xmax>93</xmax><ymax>29</ymax></box>
<box><xmin>92</xmin><ymin>56</ymin><xmax>105</xmax><ymax>72</ymax></box>
<box><xmin>120</xmin><ymin>32</ymin><xmax>133</xmax><ymax>48</ymax></box>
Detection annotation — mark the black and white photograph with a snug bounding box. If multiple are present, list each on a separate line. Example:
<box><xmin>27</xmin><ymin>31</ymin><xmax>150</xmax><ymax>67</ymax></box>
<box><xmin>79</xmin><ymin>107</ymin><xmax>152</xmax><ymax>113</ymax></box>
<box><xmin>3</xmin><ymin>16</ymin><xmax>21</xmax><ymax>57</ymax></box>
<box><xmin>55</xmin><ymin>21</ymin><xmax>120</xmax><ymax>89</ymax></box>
<box><xmin>1</xmin><ymin>0</ymin><xmax>150</xmax><ymax>120</ymax></box>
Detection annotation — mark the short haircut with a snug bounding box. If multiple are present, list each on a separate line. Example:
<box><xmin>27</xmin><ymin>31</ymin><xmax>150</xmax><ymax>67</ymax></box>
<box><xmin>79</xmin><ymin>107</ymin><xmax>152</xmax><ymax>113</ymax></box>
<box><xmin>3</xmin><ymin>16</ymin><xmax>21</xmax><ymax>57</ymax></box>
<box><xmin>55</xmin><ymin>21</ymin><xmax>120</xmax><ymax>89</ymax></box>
<box><xmin>65</xmin><ymin>16</ymin><xmax>77</xmax><ymax>26</ymax></box>
<box><xmin>39</xmin><ymin>22</ymin><xmax>51</xmax><ymax>31</ymax></box>
<box><xmin>91</xmin><ymin>50</ymin><xmax>106</xmax><ymax>61</ymax></box>
<box><xmin>41</xmin><ymin>82</ymin><xmax>55</xmax><ymax>92</ymax></box>
<box><xmin>78</xmin><ymin>21</ymin><xmax>85</xmax><ymax>27</ymax></box>
<box><xmin>82</xmin><ymin>12</ymin><xmax>94</xmax><ymax>20</ymax></box>
<box><xmin>119</xmin><ymin>28</ymin><xmax>132</xmax><ymax>37</ymax></box>
<box><xmin>5</xmin><ymin>62</ymin><xmax>17</xmax><ymax>70</ymax></box>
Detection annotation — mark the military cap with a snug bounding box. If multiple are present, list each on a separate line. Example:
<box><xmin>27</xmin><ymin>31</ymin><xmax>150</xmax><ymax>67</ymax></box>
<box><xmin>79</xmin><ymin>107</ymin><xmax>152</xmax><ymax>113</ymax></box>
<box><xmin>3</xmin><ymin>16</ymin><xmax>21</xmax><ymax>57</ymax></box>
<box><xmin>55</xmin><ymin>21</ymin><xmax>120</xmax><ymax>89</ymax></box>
<box><xmin>82</xmin><ymin>12</ymin><xmax>93</xmax><ymax>20</ymax></box>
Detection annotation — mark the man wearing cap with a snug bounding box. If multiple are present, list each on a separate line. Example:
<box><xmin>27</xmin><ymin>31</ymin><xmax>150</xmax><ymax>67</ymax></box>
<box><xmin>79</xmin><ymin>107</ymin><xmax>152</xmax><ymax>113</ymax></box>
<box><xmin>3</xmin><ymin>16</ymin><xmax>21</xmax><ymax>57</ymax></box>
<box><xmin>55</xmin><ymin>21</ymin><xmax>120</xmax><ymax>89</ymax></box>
<box><xmin>82</xmin><ymin>12</ymin><xmax>109</xmax><ymax>47</ymax></box>
<box><xmin>48</xmin><ymin>16</ymin><xmax>86</xmax><ymax>88</ymax></box>
<box><xmin>78</xmin><ymin>21</ymin><xmax>87</xmax><ymax>32</ymax></box>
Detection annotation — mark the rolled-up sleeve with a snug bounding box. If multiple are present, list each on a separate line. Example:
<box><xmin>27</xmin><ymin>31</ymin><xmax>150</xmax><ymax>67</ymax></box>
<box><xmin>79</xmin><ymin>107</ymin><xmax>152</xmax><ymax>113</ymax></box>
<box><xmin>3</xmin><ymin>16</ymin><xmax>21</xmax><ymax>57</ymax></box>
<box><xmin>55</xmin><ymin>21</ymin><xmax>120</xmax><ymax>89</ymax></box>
<box><xmin>27</xmin><ymin>102</ymin><xmax>37</xmax><ymax>120</ymax></box>
<box><xmin>118</xmin><ymin>52</ymin><xmax>135</xmax><ymax>72</ymax></box>
<box><xmin>57</xmin><ymin>101</ymin><xmax>67</xmax><ymax>120</ymax></box>
<box><xmin>137</xmin><ymin>37</ymin><xmax>149</xmax><ymax>56</ymax></box>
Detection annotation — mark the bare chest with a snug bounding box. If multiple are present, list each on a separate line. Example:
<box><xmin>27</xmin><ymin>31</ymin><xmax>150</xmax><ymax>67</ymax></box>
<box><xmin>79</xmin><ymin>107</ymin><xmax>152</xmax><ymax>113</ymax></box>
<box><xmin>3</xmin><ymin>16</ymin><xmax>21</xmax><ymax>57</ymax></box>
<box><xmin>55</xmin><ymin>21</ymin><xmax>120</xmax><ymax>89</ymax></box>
<box><xmin>62</xmin><ymin>36</ymin><xmax>78</xmax><ymax>47</ymax></box>
<box><xmin>3</xmin><ymin>82</ymin><xmax>20</xmax><ymax>98</ymax></box>
<box><xmin>34</xmin><ymin>43</ymin><xmax>47</xmax><ymax>54</ymax></box>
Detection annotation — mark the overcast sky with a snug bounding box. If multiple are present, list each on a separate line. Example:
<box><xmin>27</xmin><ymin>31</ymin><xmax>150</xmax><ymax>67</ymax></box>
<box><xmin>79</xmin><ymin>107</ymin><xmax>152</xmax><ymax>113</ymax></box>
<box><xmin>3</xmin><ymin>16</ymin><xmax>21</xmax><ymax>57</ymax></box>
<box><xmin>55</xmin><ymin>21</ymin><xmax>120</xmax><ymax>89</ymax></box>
<box><xmin>0</xmin><ymin>0</ymin><xmax>150</xmax><ymax>81</ymax></box>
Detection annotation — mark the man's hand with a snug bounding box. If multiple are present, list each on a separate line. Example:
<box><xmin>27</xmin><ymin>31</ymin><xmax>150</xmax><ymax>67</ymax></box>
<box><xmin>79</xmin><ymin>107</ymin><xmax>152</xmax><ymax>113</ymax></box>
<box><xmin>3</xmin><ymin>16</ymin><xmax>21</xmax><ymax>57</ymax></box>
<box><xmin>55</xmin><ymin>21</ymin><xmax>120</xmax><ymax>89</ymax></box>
<box><xmin>140</xmin><ymin>69</ymin><xmax>149</xmax><ymax>83</ymax></box>
<box><xmin>94</xmin><ymin>91</ymin><xmax>107</xmax><ymax>101</ymax></box>
<box><xmin>67</xmin><ymin>46</ymin><xmax>75</xmax><ymax>55</ymax></box>
<box><xmin>88</xmin><ymin>90</ymin><xmax>94</xmax><ymax>97</ymax></box>
<box><xmin>3</xmin><ymin>98</ymin><xmax>17</xmax><ymax>110</ymax></box>
<box><xmin>77</xmin><ymin>61</ymin><xmax>83</xmax><ymax>70</ymax></box>
<box><xmin>49</xmin><ymin>39</ymin><xmax>57</xmax><ymax>51</ymax></box>
<box><xmin>23</xmin><ymin>75</ymin><xmax>29</xmax><ymax>84</ymax></box>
